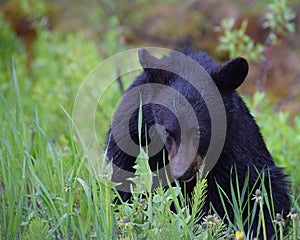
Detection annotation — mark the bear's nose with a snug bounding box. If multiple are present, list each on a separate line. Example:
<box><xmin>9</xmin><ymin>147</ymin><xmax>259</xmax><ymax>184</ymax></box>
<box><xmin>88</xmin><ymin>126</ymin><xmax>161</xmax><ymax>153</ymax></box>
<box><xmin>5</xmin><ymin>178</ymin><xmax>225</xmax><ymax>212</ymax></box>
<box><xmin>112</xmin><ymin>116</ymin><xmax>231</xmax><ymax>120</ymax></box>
<box><xmin>170</xmin><ymin>168</ymin><xmax>185</xmax><ymax>179</ymax></box>
<box><xmin>169</xmin><ymin>158</ymin><xmax>190</xmax><ymax>179</ymax></box>
<box><xmin>171</xmin><ymin>167</ymin><xmax>195</xmax><ymax>182</ymax></box>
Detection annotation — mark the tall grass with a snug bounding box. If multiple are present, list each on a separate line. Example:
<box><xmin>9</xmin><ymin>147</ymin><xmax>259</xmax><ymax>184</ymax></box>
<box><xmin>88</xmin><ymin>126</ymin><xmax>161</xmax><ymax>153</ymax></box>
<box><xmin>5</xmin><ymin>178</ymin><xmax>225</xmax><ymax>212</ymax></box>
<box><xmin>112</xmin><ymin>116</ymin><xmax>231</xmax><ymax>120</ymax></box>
<box><xmin>0</xmin><ymin>64</ymin><xmax>115</xmax><ymax>239</ymax></box>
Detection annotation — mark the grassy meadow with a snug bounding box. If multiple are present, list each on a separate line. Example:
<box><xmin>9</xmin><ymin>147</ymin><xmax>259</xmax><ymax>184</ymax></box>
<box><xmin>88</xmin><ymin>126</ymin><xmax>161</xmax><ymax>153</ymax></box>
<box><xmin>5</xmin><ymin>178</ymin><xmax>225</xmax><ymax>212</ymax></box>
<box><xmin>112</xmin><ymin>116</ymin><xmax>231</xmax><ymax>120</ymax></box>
<box><xmin>1</xmin><ymin>1</ymin><xmax>300</xmax><ymax>239</ymax></box>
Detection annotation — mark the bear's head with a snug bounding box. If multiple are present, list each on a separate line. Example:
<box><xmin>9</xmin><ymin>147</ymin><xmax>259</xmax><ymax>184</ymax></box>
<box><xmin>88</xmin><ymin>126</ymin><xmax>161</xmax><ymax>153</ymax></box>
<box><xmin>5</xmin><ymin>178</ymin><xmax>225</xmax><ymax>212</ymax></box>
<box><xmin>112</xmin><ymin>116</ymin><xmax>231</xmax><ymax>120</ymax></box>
<box><xmin>138</xmin><ymin>49</ymin><xmax>249</xmax><ymax>182</ymax></box>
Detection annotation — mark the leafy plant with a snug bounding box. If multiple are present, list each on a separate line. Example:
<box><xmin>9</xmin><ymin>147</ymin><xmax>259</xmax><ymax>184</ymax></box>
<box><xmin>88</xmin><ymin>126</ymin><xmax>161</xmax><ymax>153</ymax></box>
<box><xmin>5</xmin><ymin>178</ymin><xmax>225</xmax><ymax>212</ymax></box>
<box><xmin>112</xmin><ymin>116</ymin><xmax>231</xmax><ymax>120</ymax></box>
<box><xmin>263</xmin><ymin>0</ymin><xmax>296</xmax><ymax>44</ymax></box>
<box><xmin>215</xmin><ymin>18</ymin><xmax>264</xmax><ymax>62</ymax></box>
<box><xmin>22</xmin><ymin>218</ymin><xmax>48</xmax><ymax>240</ymax></box>
<box><xmin>216</xmin><ymin>0</ymin><xmax>295</xmax><ymax>62</ymax></box>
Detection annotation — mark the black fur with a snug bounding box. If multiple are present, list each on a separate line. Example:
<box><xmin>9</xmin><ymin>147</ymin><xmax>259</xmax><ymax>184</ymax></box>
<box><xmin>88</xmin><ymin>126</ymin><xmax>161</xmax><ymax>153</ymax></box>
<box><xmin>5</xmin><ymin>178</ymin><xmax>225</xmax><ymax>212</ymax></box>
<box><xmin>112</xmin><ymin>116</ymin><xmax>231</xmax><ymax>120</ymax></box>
<box><xmin>106</xmin><ymin>48</ymin><xmax>290</xmax><ymax>239</ymax></box>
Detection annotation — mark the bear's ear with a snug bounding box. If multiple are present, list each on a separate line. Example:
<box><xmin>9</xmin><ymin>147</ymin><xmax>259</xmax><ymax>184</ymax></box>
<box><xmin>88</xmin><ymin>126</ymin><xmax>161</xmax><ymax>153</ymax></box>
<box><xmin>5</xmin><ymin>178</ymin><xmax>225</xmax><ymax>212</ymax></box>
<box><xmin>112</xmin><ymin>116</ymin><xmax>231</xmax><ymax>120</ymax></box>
<box><xmin>138</xmin><ymin>48</ymin><xmax>158</xmax><ymax>69</ymax></box>
<box><xmin>216</xmin><ymin>57</ymin><xmax>249</xmax><ymax>90</ymax></box>
<box><xmin>138</xmin><ymin>48</ymin><xmax>172</xmax><ymax>84</ymax></box>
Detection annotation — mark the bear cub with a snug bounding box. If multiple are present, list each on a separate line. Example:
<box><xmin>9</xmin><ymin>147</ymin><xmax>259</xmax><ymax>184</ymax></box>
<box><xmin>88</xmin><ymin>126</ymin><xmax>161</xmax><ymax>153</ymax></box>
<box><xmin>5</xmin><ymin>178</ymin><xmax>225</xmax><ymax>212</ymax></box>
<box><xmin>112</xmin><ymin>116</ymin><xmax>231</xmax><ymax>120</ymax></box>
<box><xmin>106</xmin><ymin>48</ymin><xmax>290</xmax><ymax>238</ymax></box>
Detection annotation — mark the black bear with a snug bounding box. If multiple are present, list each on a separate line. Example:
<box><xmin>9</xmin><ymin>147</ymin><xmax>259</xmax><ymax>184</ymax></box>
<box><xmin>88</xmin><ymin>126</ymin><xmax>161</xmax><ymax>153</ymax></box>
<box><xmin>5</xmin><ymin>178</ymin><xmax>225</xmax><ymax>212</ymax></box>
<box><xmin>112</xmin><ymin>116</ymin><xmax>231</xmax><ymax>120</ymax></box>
<box><xmin>106</xmin><ymin>48</ymin><xmax>290</xmax><ymax>238</ymax></box>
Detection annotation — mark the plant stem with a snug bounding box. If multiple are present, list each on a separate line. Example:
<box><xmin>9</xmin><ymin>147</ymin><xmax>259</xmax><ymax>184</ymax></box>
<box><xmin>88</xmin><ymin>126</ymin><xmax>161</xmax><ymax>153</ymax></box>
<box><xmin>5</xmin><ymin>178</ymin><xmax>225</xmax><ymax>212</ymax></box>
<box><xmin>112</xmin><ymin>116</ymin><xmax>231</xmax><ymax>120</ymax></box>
<box><xmin>293</xmin><ymin>218</ymin><xmax>297</xmax><ymax>240</ymax></box>
<box><xmin>279</xmin><ymin>225</ymin><xmax>283</xmax><ymax>240</ymax></box>
<box><xmin>260</xmin><ymin>202</ymin><xmax>267</xmax><ymax>240</ymax></box>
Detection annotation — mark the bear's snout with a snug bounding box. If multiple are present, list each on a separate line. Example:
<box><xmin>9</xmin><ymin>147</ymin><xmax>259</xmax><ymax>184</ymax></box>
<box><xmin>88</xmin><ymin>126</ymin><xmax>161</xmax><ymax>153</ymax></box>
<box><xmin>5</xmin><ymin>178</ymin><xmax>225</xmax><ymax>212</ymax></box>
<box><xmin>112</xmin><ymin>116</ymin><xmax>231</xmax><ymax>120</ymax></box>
<box><xmin>169</xmin><ymin>153</ymin><xmax>203</xmax><ymax>181</ymax></box>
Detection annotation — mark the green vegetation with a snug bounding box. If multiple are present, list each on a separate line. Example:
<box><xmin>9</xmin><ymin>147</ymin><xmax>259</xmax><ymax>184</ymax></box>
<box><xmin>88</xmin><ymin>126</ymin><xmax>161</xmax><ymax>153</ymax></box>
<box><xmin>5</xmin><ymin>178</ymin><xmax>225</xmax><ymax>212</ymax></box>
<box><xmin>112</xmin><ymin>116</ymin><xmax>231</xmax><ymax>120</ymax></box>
<box><xmin>0</xmin><ymin>0</ymin><xmax>299</xmax><ymax>239</ymax></box>
<box><xmin>215</xmin><ymin>0</ymin><xmax>295</xmax><ymax>62</ymax></box>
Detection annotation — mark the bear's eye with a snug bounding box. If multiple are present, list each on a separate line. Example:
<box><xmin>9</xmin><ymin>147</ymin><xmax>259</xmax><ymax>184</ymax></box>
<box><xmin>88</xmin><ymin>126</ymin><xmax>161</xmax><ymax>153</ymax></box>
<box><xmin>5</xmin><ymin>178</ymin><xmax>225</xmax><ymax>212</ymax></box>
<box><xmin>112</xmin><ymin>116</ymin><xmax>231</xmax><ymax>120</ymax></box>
<box><xmin>199</xmin><ymin>129</ymin><xmax>207</xmax><ymax>138</ymax></box>
<box><xmin>163</xmin><ymin>129</ymin><xmax>169</xmax><ymax>137</ymax></box>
